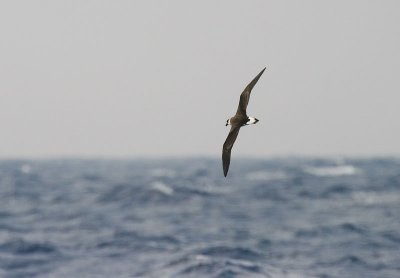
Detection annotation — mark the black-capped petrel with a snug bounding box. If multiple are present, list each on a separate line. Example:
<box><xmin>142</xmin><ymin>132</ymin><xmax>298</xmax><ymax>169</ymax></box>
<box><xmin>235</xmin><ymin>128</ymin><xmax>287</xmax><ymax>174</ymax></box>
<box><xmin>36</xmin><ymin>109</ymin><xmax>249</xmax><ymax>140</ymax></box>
<box><xmin>222</xmin><ymin>67</ymin><xmax>266</xmax><ymax>177</ymax></box>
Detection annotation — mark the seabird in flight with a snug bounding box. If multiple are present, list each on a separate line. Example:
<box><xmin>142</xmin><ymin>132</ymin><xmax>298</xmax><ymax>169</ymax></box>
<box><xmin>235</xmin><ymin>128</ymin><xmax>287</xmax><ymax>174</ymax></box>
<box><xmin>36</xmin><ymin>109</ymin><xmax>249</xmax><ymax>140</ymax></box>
<box><xmin>222</xmin><ymin>67</ymin><xmax>266</xmax><ymax>177</ymax></box>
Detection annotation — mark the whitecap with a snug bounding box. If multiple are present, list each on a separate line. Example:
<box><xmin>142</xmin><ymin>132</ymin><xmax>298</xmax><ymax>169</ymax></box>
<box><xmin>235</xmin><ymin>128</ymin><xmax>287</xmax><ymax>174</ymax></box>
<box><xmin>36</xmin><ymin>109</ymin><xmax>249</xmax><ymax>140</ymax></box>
<box><xmin>352</xmin><ymin>191</ymin><xmax>400</xmax><ymax>205</ymax></box>
<box><xmin>246</xmin><ymin>170</ymin><xmax>287</xmax><ymax>181</ymax></box>
<box><xmin>150</xmin><ymin>168</ymin><xmax>176</xmax><ymax>178</ymax></box>
<box><xmin>303</xmin><ymin>165</ymin><xmax>358</xmax><ymax>177</ymax></box>
<box><xmin>151</xmin><ymin>181</ymin><xmax>174</xmax><ymax>196</ymax></box>
<box><xmin>20</xmin><ymin>164</ymin><xmax>32</xmax><ymax>174</ymax></box>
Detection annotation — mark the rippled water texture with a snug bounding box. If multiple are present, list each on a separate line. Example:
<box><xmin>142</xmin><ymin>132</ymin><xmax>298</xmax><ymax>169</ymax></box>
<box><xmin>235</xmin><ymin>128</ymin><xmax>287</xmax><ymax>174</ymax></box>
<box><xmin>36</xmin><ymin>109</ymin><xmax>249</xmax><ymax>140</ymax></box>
<box><xmin>0</xmin><ymin>158</ymin><xmax>399</xmax><ymax>277</ymax></box>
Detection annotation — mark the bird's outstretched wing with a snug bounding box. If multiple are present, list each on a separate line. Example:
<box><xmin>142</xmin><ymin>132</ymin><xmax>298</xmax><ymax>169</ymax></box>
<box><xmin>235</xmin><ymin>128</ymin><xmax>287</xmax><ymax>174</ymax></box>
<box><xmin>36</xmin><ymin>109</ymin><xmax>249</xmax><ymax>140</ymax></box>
<box><xmin>222</xmin><ymin>125</ymin><xmax>241</xmax><ymax>177</ymax></box>
<box><xmin>236</xmin><ymin>67</ymin><xmax>266</xmax><ymax>117</ymax></box>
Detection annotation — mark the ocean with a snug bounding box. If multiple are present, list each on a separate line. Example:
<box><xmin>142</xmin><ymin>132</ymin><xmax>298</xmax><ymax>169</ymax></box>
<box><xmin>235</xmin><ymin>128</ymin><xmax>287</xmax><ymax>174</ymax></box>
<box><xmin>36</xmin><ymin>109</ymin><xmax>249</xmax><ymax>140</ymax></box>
<box><xmin>0</xmin><ymin>158</ymin><xmax>399</xmax><ymax>278</ymax></box>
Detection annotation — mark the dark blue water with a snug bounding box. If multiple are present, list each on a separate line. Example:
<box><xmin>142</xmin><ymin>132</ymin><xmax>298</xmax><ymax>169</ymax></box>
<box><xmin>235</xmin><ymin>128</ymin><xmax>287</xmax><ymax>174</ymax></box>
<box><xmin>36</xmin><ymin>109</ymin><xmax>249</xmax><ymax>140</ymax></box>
<box><xmin>0</xmin><ymin>158</ymin><xmax>399</xmax><ymax>278</ymax></box>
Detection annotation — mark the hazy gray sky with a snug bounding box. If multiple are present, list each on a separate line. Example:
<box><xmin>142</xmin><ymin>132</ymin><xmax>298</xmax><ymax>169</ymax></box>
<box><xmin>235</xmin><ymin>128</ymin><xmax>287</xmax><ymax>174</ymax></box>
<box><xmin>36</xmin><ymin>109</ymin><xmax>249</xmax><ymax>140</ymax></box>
<box><xmin>1</xmin><ymin>1</ymin><xmax>399</xmax><ymax>158</ymax></box>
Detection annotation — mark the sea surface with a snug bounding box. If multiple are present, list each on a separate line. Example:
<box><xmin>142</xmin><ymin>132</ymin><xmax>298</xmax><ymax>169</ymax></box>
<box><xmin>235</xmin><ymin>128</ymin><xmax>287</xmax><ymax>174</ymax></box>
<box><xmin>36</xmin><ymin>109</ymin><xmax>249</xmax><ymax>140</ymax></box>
<box><xmin>0</xmin><ymin>158</ymin><xmax>399</xmax><ymax>278</ymax></box>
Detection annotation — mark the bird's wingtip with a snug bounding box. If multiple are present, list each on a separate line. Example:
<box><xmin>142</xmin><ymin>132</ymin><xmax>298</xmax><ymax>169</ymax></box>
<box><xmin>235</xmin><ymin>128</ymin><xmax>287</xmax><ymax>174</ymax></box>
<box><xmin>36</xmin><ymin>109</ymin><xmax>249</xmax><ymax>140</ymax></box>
<box><xmin>257</xmin><ymin>67</ymin><xmax>266</xmax><ymax>77</ymax></box>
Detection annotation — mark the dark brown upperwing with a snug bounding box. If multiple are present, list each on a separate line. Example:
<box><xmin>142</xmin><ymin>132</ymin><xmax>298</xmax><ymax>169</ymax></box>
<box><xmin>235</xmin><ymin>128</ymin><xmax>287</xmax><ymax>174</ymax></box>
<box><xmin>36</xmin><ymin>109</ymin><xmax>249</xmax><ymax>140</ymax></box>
<box><xmin>222</xmin><ymin>125</ymin><xmax>241</xmax><ymax>177</ymax></box>
<box><xmin>236</xmin><ymin>67</ymin><xmax>266</xmax><ymax>116</ymax></box>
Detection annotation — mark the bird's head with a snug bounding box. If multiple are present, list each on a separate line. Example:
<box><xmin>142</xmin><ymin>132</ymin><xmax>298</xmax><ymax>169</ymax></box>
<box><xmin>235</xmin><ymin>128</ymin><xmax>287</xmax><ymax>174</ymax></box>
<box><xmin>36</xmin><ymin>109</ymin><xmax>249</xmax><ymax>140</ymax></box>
<box><xmin>246</xmin><ymin>117</ymin><xmax>259</xmax><ymax>125</ymax></box>
<box><xmin>226</xmin><ymin>119</ymin><xmax>231</xmax><ymax>126</ymax></box>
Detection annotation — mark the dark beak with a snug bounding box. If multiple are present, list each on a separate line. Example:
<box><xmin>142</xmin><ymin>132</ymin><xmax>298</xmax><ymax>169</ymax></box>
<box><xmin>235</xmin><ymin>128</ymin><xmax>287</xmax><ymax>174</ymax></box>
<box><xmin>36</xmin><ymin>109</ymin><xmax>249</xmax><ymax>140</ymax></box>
<box><xmin>255</xmin><ymin>118</ymin><xmax>259</xmax><ymax>123</ymax></box>
<box><xmin>225</xmin><ymin>123</ymin><xmax>228</xmax><ymax>126</ymax></box>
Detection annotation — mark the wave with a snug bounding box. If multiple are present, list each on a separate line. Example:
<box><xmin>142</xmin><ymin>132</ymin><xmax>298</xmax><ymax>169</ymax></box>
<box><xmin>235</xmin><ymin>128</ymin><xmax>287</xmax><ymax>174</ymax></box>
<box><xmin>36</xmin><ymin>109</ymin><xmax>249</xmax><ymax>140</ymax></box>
<box><xmin>0</xmin><ymin>239</ymin><xmax>58</xmax><ymax>255</ymax></box>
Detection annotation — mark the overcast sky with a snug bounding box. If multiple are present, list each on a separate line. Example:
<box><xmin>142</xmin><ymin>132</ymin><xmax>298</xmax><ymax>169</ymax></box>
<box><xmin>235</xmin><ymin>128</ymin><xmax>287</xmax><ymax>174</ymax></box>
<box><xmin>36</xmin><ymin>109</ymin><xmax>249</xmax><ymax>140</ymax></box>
<box><xmin>1</xmin><ymin>1</ymin><xmax>399</xmax><ymax>158</ymax></box>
